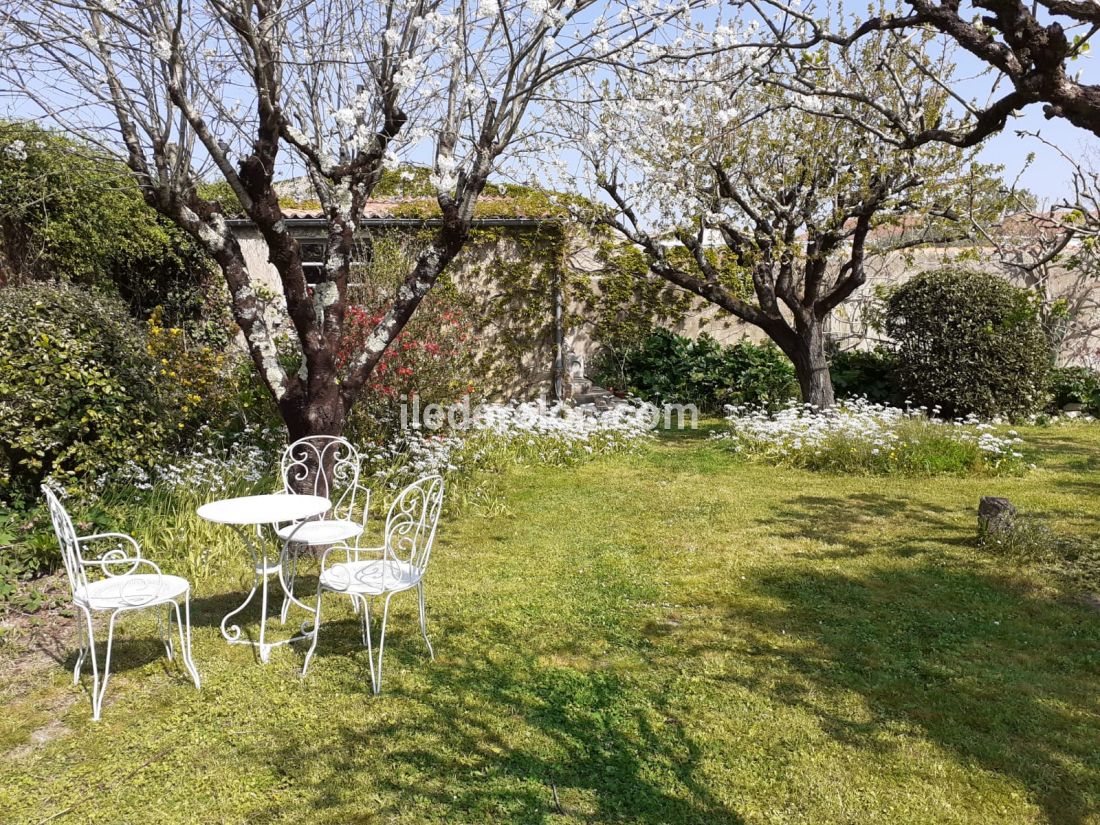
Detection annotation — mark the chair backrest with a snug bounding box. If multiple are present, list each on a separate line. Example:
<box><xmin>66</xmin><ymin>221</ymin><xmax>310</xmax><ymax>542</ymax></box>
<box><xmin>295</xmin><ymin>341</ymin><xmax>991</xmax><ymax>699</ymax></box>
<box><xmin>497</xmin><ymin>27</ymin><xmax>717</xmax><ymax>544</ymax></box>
<box><xmin>384</xmin><ymin>475</ymin><xmax>445</xmax><ymax>578</ymax></box>
<box><xmin>280</xmin><ymin>436</ymin><xmax>365</xmax><ymax>522</ymax></box>
<box><xmin>42</xmin><ymin>486</ymin><xmax>87</xmax><ymax>600</ymax></box>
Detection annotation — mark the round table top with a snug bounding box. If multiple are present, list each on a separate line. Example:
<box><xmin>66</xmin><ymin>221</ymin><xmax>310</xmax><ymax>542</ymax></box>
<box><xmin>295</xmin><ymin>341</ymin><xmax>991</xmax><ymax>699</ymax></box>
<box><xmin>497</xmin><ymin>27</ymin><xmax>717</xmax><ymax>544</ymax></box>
<box><xmin>196</xmin><ymin>494</ymin><xmax>331</xmax><ymax>525</ymax></box>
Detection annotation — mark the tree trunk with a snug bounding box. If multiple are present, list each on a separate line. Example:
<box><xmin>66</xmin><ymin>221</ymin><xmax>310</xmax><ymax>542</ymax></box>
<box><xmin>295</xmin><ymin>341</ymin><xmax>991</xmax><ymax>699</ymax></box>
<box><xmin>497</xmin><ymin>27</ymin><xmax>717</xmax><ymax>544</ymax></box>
<box><xmin>790</xmin><ymin>319</ymin><xmax>835</xmax><ymax>408</ymax></box>
<box><xmin>281</xmin><ymin>384</ymin><xmax>348</xmax><ymax>443</ymax></box>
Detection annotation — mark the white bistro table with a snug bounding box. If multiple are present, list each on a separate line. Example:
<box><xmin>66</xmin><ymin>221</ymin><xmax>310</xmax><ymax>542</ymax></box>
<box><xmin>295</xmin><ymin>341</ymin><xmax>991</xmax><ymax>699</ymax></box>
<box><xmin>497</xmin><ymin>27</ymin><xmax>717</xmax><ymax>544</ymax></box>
<box><xmin>197</xmin><ymin>493</ymin><xmax>330</xmax><ymax>662</ymax></box>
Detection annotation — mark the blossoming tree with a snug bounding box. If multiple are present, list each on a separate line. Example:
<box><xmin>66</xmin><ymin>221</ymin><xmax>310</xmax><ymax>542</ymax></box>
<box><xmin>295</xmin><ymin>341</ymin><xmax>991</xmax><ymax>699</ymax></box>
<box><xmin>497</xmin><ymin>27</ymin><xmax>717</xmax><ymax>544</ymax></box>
<box><xmin>0</xmin><ymin>0</ymin><xmax>698</xmax><ymax>440</ymax></box>
<box><xmin>742</xmin><ymin>0</ymin><xmax>1100</xmax><ymax>146</ymax></box>
<box><xmin>561</xmin><ymin>33</ymin><xmax>1010</xmax><ymax>407</ymax></box>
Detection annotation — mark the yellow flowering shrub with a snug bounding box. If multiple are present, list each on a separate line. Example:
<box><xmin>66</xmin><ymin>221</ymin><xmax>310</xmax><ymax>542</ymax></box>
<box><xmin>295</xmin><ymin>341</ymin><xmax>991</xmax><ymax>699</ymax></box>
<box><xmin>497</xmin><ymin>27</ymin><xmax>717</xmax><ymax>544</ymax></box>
<box><xmin>146</xmin><ymin>306</ymin><xmax>234</xmax><ymax>438</ymax></box>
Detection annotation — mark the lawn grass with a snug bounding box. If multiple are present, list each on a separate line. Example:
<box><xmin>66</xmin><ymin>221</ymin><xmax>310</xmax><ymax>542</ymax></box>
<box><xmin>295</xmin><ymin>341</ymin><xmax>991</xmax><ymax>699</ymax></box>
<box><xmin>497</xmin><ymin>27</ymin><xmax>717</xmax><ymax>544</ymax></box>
<box><xmin>2</xmin><ymin>422</ymin><xmax>1099</xmax><ymax>824</ymax></box>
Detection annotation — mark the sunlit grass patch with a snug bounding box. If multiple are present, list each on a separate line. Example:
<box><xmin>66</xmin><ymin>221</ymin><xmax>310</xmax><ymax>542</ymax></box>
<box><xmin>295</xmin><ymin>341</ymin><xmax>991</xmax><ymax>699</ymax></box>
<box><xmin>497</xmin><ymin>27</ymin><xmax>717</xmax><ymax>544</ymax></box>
<box><xmin>1</xmin><ymin>420</ymin><xmax>1098</xmax><ymax>824</ymax></box>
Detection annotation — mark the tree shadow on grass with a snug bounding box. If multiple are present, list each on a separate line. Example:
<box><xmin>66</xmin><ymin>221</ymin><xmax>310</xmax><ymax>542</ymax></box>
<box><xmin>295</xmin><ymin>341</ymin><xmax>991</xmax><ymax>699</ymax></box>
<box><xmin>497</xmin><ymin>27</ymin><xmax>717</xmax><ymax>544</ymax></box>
<box><xmin>253</xmin><ymin>614</ymin><xmax>745</xmax><ymax>825</ymax></box>
<box><xmin>759</xmin><ymin>492</ymin><xmax>972</xmax><ymax>557</ymax></box>
<box><xmin>187</xmin><ymin>571</ymin><xmax>323</xmax><ymax>625</ymax></box>
<box><xmin>1039</xmin><ymin>476</ymin><xmax>1100</xmax><ymax>532</ymax></box>
<box><xmin>721</xmin><ymin>560</ymin><xmax>1100</xmax><ymax>824</ymax></box>
<box><xmin>1024</xmin><ymin>430</ymin><xmax>1100</xmax><ymax>475</ymax></box>
<box><xmin>186</xmin><ymin>576</ymin><xmax>739</xmax><ymax>824</ymax></box>
<box><xmin>1051</xmin><ymin>476</ymin><xmax>1100</xmax><ymax>498</ymax></box>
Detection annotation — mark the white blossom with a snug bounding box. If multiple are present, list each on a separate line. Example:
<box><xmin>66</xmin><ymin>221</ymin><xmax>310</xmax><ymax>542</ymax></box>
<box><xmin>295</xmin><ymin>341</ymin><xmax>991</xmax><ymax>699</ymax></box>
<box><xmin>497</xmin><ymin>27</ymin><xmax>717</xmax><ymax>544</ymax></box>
<box><xmin>714</xmin><ymin>399</ymin><xmax>1029</xmax><ymax>473</ymax></box>
<box><xmin>3</xmin><ymin>139</ymin><xmax>26</xmax><ymax>160</ymax></box>
<box><xmin>333</xmin><ymin>107</ymin><xmax>357</xmax><ymax>129</ymax></box>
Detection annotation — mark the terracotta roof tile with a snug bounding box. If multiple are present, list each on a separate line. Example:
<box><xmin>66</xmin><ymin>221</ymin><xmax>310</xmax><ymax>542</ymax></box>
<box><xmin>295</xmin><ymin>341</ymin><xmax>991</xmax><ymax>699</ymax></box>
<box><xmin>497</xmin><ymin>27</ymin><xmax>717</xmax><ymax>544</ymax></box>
<box><xmin>864</xmin><ymin>210</ymin><xmax>1075</xmax><ymax>246</ymax></box>
<box><xmin>270</xmin><ymin>196</ymin><xmax>558</xmax><ymax>222</ymax></box>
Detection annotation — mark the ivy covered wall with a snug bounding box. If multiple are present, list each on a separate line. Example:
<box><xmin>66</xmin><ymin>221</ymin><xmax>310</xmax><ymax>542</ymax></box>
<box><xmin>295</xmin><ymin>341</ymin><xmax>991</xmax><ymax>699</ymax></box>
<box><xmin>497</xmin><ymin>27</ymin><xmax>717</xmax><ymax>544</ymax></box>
<box><xmin>233</xmin><ymin>220</ymin><xmax>568</xmax><ymax>399</ymax></box>
<box><xmin>230</xmin><ymin>213</ymin><xmax>774</xmax><ymax>399</ymax></box>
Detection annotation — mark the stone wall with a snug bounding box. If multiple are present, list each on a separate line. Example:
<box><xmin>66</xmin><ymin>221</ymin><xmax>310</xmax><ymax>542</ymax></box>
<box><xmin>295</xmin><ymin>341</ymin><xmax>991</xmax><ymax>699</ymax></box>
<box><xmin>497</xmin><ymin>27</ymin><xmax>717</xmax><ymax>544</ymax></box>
<box><xmin>232</xmin><ymin>221</ymin><xmax>566</xmax><ymax>400</ymax></box>
<box><xmin>570</xmin><ymin>241</ymin><xmax>1100</xmax><ymax>371</ymax></box>
<box><xmin>231</xmin><ymin>223</ymin><xmax>1100</xmax><ymax>402</ymax></box>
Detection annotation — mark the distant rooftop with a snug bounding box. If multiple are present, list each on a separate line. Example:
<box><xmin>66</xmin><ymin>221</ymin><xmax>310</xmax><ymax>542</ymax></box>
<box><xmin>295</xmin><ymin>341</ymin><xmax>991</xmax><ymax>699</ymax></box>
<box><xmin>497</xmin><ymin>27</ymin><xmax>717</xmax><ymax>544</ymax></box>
<box><xmin>225</xmin><ymin>169</ymin><xmax>572</xmax><ymax>227</ymax></box>
<box><xmin>256</xmin><ymin>196</ymin><xmax>565</xmax><ymax>224</ymax></box>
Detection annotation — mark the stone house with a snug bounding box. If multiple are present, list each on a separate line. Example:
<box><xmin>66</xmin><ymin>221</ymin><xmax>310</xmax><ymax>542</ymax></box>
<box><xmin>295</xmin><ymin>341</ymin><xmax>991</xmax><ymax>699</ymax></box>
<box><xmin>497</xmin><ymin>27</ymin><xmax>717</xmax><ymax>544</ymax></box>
<box><xmin>229</xmin><ymin>202</ymin><xmax>1100</xmax><ymax>401</ymax></box>
<box><xmin>229</xmin><ymin>199</ymin><xmax>584</xmax><ymax>399</ymax></box>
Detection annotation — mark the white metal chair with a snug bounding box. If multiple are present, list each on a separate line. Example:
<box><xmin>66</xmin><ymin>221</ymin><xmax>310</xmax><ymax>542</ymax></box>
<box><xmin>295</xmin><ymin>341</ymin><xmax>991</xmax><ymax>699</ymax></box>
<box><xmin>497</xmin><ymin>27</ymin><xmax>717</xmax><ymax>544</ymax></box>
<box><xmin>274</xmin><ymin>436</ymin><xmax>372</xmax><ymax>621</ymax></box>
<box><xmin>301</xmin><ymin>474</ymin><xmax>444</xmax><ymax>694</ymax></box>
<box><xmin>42</xmin><ymin>486</ymin><xmax>201</xmax><ymax>721</ymax></box>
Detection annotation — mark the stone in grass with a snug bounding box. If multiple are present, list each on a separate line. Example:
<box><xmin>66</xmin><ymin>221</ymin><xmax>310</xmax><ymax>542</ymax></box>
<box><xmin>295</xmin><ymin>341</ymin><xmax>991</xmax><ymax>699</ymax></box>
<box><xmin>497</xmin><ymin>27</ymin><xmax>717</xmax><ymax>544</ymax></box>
<box><xmin>978</xmin><ymin>496</ymin><xmax>1017</xmax><ymax>540</ymax></box>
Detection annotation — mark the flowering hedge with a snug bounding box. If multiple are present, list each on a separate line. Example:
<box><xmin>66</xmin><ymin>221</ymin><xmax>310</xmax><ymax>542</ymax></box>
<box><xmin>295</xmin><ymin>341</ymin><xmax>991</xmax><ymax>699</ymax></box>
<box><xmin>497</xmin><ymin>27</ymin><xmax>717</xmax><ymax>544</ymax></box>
<box><xmin>338</xmin><ymin>301</ymin><xmax>479</xmax><ymax>438</ymax></box>
<box><xmin>716</xmin><ymin>399</ymin><xmax>1029</xmax><ymax>475</ymax></box>
<box><xmin>101</xmin><ymin>423</ymin><xmax>278</xmax><ymax>497</ymax></box>
<box><xmin>362</xmin><ymin>400</ymin><xmax>657</xmax><ymax>489</ymax></box>
<box><xmin>146</xmin><ymin>306</ymin><xmax>239</xmax><ymax>440</ymax></box>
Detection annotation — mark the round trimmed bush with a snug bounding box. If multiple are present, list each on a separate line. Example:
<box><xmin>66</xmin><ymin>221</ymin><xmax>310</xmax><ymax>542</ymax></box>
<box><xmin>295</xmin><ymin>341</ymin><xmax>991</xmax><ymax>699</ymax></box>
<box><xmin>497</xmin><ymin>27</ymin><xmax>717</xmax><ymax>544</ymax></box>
<box><xmin>884</xmin><ymin>268</ymin><xmax>1051</xmax><ymax>419</ymax></box>
<box><xmin>0</xmin><ymin>282</ymin><xmax>168</xmax><ymax>500</ymax></box>
<box><xmin>829</xmin><ymin>347</ymin><xmax>901</xmax><ymax>405</ymax></box>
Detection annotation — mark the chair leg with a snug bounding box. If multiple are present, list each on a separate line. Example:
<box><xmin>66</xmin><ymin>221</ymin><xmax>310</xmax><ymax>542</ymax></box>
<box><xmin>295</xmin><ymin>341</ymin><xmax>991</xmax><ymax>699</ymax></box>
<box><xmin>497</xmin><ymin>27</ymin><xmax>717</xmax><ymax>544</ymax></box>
<box><xmin>358</xmin><ymin>596</ymin><xmax>370</xmax><ymax>646</ymax></box>
<box><xmin>370</xmin><ymin>593</ymin><xmax>395</xmax><ymax>696</ymax></box>
<box><xmin>164</xmin><ymin>603</ymin><xmax>175</xmax><ymax>661</ymax></box>
<box><xmin>301</xmin><ymin>586</ymin><xmax>325</xmax><ymax>677</ymax></box>
<box><xmin>73</xmin><ymin>607</ymin><xmax>90</xmax><ymax>686</ymax></box>
<box><xmin>258</xmin><ymin>566</ymin><xmax>271</xmax><ymax>663</ymax></box>
<box><xmin>279</xmin><ymin>545</ymin><xmax>298</xmax><ymax>625</ymax></box>
<box><xmin>92</xmin><ymin>610</ymin><xmax>122</xmax><ymax>722</ymax></box>
<box><xmin>174</xmin><ymin>594</ymin><xmax>201</xmax><ymax>690</ymax></box>
<box><xmin>362</xmin><ymin>596</ymin><xmax>377</xmax><ymax>692</ymax></box>
<box><xmin>82</xmin><ymin>608</ymin><xmax>102</xmax><ymax>720</ymax></box>
<box><xmin>417</xmin><ymin>582</ymin><xmax>434</xmax><ymax>661</ymax></box>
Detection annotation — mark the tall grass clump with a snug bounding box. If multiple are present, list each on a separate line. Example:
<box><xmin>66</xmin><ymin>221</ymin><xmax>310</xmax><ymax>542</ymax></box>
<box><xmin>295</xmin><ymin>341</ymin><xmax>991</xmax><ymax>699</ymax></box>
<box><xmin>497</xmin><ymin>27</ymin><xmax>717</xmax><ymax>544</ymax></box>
<box><xmin>980</xmin><ymin>517</ymin><xmax>1100</xmax><ymax>592</ymax></box>
<box><xmin>717</xmin><ymin>399</ymin><xmax>1029</xmax><ymax>476</ymax></box>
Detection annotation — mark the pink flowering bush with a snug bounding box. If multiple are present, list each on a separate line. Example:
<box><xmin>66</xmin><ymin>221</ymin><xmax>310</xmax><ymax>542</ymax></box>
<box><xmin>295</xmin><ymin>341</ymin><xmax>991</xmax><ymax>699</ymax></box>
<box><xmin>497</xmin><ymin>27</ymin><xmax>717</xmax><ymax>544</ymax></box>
<box><xmin>337</xmin><ymin>299</ymin><xmax>480</xmax><ymax>440</ymax></box>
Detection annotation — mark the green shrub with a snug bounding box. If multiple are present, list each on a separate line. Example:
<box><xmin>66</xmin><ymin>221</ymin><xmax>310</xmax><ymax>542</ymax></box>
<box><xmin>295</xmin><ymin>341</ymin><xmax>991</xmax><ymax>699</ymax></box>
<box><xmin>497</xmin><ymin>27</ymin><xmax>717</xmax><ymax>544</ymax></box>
<box><xmin>722</xmin><ymin>340</ymin><xmax>802</xmax><ymax>409</ymax></box>
<box><xmin>1046</xmin><ymin>366</ymin><xmax>1100</xmax><ymax>415</ymax></box>
<box><xmin>0</xmin><ymin>507</ymin><xmax>54</xmax><ymax>613</ymax></box>
<box><xmin>0</xmin><ymin>121</ymin><xmax>215</xmax><ymax>325</ymax></box>
<box><xmin>143</xmin><ymin>305</ymin><xmax>272</xmax><ymax>442</ymax></box>
<box><xmin>0</xmin><ymin>500</ymin><xmax>107</xmax><ymax>612</ymax></box>
<box><xmin>829</xmin><ymin>347</ymin><xmax>901</xmax><ymax>404</ymax></box>
<box><xmin>599</xmin><ymin>329</ymin><xmax>797</xmax><ymax>412</ymax></box>
<box><xmin>884</xmin><ymin>268</ymin><xmax>1051</xmax><ymax>419</ymax></box>
<box><xmin>0</xmin><ymin>282</ymin><xmax>169</xmax><ymax>501</ymax></box>
<box><xmin>595</xmin><ymin>327</ymin><xmax>693</xmax><ymax>402</ymax></box>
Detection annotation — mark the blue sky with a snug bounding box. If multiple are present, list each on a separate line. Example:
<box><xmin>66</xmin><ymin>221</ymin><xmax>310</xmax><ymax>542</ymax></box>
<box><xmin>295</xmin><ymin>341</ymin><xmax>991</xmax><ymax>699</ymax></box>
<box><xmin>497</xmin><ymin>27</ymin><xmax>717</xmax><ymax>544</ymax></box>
<box><xmin>952</xmin><ymin>51</ymin><xmax>1098</xmax><ymax>205</ymax></box>
<box><xmin>5</xmin><ymin>2</ymin><xmax>1094</xmax><ymax>206</ymax></box>
<box><xmin>975</xmin><ymin>104</ymin><xmax>1097</xmax><ymax>205</ymax></box>
<box><xmin>828</xmin><ymin>0</ymin><xmax>1100</xmax><ymax>205</ymax></box>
